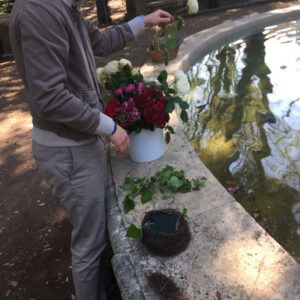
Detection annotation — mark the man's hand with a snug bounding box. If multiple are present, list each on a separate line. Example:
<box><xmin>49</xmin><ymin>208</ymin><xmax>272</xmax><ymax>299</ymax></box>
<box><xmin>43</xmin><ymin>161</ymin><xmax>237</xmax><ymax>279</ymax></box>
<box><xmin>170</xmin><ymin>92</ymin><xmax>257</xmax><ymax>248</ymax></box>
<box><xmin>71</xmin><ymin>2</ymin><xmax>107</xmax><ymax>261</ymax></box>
<box><xmin>109</xmin><ymin>125</ymin><xmax>130</xmax><ymax>154</ymax></box>
<box><xmin>144</xmin><ymin>9</ymin><xmax>174</xmax><ymax>31</ymax></box>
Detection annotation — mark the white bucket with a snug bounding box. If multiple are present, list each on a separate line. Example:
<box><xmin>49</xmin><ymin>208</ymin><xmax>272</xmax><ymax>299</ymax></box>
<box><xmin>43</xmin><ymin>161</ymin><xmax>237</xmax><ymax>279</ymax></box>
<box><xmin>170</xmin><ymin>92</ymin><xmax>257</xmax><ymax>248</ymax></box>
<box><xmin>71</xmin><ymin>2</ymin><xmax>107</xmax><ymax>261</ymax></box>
<box><xmin>129</xmin><ymin>128</ymin><xmax>165</xmax><ymax>163</ymax></box>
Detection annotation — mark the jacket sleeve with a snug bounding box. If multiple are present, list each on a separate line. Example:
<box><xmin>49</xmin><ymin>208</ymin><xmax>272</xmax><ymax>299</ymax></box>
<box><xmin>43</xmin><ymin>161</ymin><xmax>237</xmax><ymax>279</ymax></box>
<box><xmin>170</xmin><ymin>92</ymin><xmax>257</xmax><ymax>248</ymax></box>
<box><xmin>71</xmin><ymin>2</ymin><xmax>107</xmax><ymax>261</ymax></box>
<box><xmin>18</xmin><ymin>3</ymin><xmax>100</xmax><ymax>135</ymax></box>
<box><xmin>84</xmin><ymin>19</ymin><xmax>135</xmax><ymax>57</ymax></box>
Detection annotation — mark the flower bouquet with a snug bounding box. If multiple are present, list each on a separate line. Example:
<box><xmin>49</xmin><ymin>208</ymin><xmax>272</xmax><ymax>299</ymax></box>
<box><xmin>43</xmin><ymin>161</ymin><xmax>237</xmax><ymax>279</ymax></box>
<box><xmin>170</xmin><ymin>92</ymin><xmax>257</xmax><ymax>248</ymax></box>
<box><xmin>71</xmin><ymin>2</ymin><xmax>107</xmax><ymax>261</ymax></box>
<box><xmin>97</xmin><ymin>59</ymin><xmax>190</xmax><ymax>162</ymax></box>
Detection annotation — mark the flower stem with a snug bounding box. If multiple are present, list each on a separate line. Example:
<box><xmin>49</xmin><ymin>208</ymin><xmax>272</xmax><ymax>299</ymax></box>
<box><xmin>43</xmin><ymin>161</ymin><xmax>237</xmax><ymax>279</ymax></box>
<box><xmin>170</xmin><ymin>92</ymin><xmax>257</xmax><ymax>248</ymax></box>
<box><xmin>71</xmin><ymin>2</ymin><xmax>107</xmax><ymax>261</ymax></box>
<box><xmin>174</xmin><ymin>6</ymin><xmax>187</xmax><ymax>16</ymax></box>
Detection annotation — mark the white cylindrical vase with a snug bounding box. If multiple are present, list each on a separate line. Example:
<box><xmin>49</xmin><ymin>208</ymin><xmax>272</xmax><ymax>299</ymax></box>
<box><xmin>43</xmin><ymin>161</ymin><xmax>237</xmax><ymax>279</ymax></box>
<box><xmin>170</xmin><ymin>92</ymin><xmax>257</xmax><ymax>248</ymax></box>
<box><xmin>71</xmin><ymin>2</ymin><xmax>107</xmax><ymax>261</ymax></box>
<box><xmin>129</xmin><ymin>128</ymin><xmax>165</xmax><ymax>163</ymax></box>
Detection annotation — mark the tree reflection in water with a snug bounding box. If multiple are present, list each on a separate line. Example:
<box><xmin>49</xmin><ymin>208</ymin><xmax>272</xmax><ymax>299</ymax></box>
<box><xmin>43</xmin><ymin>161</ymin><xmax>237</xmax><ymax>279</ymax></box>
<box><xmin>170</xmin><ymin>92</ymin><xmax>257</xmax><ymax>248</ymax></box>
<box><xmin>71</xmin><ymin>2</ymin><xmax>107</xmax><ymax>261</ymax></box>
<box><xmin>185</xmin><ymin>23</ymin><xmax>300</xmax><ymax>258</ymax></box>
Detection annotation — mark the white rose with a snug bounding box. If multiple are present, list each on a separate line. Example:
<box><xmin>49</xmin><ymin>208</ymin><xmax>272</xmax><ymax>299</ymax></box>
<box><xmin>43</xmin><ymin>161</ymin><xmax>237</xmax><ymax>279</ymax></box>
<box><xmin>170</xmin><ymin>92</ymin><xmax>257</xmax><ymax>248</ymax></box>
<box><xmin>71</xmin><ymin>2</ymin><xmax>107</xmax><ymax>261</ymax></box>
<box><xmin>187</xmin><ymin>0</ymin><xmax>199</xmax><ymax>14</ymax></box>
<box><xmin>96</xmin><ymin>67</ymin><xmax>104</xmax><ymax>80</ymax></box>
<box><xmin>131</xmin><ymin>69</ymin><xmax>140</xmax><ymax>76</ymax></box>
<box><xmin>119</xmin><ymin>58</ymin><xmax>132</xmax><ymax>69</ymax></box>
<box><xmin>96</xmin><ymin>67</ymin><xmax>107</xmax><ymax>85</ymax></box>
<box><xmin>176</xmin><ymin>78</ymin><xmax>191</xmax><ymax>95</ymax></box>
<box><xmin>174</xmin><ymin>70</ymin><xmax>187</xmax><ymax>82</ymax></box>
<box><xmin>103</xmin><ymin>60</ymin><xmax>119</xmax><ymax>76</ymax></box>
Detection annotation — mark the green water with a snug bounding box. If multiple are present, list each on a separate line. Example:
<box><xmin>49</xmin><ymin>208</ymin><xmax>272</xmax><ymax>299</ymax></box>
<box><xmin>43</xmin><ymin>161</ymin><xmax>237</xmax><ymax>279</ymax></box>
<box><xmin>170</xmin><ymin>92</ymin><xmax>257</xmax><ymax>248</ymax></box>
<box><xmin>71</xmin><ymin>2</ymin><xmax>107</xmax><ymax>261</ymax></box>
<box><xmin>185</xmin><ymin>20</ymin><xmax>300</xmax><ymax>258</ymax></box>
<box><xmin>145</xmin><ymin>213</ymin><xmax>180</xmax><ymax>235</ymax></box>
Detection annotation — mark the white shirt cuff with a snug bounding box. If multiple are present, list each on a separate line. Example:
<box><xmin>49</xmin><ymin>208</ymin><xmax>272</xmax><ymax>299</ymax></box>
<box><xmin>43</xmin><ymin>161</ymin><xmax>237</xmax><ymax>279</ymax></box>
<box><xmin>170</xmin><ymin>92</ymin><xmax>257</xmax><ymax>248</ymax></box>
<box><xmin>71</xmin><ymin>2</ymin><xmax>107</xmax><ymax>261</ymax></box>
<box><xmin>128</xmin><ymin>16</ymin><xmax>146</xmax><ymax>38</ymax></box>
<box><xmin>95</xmin><ymin>112</ymin><xmax>115</xmax><ymax>136</ymax></box>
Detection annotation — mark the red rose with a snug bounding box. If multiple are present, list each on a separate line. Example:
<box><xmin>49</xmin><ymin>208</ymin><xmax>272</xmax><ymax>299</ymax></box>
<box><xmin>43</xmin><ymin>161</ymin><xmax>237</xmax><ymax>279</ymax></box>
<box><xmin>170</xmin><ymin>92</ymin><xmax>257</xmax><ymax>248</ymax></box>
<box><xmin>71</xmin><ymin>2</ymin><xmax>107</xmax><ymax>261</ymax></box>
<box><xmin>104</xmin><ymin>97</ymin><xmax>119</xmax><ymax>120</ymax></box>
<box><xmin>143</xmin><ymin>101</ymin><xmax>169</xmax><ymax>128</ymax></box>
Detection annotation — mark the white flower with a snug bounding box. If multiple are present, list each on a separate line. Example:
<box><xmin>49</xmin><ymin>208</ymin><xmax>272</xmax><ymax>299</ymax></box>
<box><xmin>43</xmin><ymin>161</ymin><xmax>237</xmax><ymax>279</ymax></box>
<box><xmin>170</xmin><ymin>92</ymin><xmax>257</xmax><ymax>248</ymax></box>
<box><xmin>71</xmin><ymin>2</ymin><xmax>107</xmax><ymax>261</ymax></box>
<box><xmin>119</xmin><ymin>58</ymin><xmax>132</xmax><ymax>69</ymax></box>
<box><xmin>187</xmin><ymin>0</ymin><xmax>199</xmax><ymax>14</ymax></box>
<box><xmin>103</xmin><ymin>60</ymin><xmax>119</xmax><ymax>76</ymax></box>
<box><xmin>96</xmin><ymin>67</ymin><xmax>107</xmax><ymax>85</ymax></box>
<box><xmin>96</xmin><ymin>67</ymin><xmax>104</xmax><ymax>80</ymax></box>
<box><xmin>176</xmin><ymin>78</ymin><xmax>191</xmax><ymax>95</ymax></box>
<box><xmin>131</xmin><ymin>69</ymin><xmax>140</xmax><ymax>76</ymax></box>
<box><xmin>174</xmin><ymin>70</ymin><xmax>187</xmax><ymax>82</ymax></box>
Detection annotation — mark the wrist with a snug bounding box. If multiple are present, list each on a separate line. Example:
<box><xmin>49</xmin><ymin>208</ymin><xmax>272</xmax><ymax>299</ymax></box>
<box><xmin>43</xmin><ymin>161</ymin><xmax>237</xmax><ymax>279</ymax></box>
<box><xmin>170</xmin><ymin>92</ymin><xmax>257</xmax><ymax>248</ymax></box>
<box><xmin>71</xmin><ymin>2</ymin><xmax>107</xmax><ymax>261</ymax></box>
<box><xmin>110</xmin><ymin>122</ymin><xmax>117</xmax><ymax>135</ymax></box>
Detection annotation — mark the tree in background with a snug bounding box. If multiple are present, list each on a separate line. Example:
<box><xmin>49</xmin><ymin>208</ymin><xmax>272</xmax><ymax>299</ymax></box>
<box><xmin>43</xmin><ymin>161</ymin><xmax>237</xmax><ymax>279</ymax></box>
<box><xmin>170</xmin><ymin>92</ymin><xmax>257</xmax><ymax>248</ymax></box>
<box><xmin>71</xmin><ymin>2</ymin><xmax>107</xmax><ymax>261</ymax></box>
<box><xmin>0</xmin><ymin>0</ymin><xmax>15</xmax><ymax>14</ymax></box>
<box><xmin>95</xmin><ymin>0</ymin><xmax>112</xmax><ymax>26</ymax></box>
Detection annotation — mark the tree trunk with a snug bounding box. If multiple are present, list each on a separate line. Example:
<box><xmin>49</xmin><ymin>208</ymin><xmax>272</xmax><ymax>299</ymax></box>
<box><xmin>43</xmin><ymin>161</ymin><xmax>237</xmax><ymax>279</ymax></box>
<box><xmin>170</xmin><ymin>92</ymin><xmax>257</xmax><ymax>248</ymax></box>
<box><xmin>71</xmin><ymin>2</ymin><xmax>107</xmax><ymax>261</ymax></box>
<box><xmin>0</xmin><ymin>14</ymin><xmax>12</xmax><ymax>58</ymax></box>
<box><xmin>125</xmin><ymin>0</ymin><xmax>147</xmax><ymax>20</ymax></box>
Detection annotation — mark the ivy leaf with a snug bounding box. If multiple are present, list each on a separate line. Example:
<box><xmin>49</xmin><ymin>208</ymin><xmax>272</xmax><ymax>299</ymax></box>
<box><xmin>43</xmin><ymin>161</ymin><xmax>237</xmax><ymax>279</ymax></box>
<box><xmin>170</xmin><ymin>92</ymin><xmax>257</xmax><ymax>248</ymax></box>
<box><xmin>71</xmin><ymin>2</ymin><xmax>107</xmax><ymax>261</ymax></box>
<box><xmin>126</xmin><ymin>224</ymin><xmax>142</xmax><ymax>241</ymax></box>
<box><xmin>166</xmin><ymin>125</ymin><xmax>175</xmax><ymax>134</ymax></box>
<box><xmin>121</xmin><ymin>183</ymin><xmax>137</xmax><ymax>194</ymax></box>
<box><xmin>179</xmin><ymin>178</ymin><xmax>192</xmax><ymax>193</ymax></box>
<box><xmin>179</xmin><ymin>101</ymin><xmax>189</xmax><ymax>110</ymax></box>
<box><xmin>123</xmin><ymin>195</ymin><xmax>135</xmax><ymax>214</ymax></box>
<box><xmin>192</xmin><ymin>178</ymin><xmax>206</xmax><ymax>190</ymax></box>
<box><xmin>167</xmin><ymin>38</ymin><xmax>177</xmax><ymax>50</ymax></box>
<box><xmin>141</xmin><ymin>190</ymin><xmax>153</xmax><ymax>204</ymax></box>
<box><xmin>183</xmin><ymin>207</ymin><xmax>188</xmax><ymax>218</ymax></box>
<box><xmin>165</xmin><ymin>102</ymin><xmax>175</xmax><ymax>113</ymax></box>
<box><xmin>160</xmin><ymin>186</ymin><xmax>172</xmax><ymax>199</ymax></box>
<box><xmin>167</xmin><ymin>176</ymin><xmax>183</xmax><ymax>191</ymax></box>
<box><xmin>177</xmin><ymin>16</ymin><xmax>183</xmax><ymax>31</ymax></box>
<box><xmin>180</xmin><ymin>109</ymin><xmax>189</xmax><ymax>123</ymax></box>
<box><xmin>158</xmin><ymin>70</ymin><xmax>168</xmax><ymax>83</ymax></box>
<box><xmin>168</xmin><ymin>27</ymin><xmax>179</xmax><ymax>37</ymax></box>
<box><xmin>165</xmin><ymin>131</ymin><xmax>171</xmax><ymax>144</ymax></box>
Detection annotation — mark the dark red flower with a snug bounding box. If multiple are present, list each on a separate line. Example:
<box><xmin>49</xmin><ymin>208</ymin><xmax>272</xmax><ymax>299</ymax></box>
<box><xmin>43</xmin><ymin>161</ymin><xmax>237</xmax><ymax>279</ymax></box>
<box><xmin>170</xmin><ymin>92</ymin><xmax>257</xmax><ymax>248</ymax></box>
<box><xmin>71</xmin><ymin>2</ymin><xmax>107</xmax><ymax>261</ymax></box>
<box><xmin>104</xmin><ymin>97</ymin><xmax>119</xmax><ymax>119</ymax></box>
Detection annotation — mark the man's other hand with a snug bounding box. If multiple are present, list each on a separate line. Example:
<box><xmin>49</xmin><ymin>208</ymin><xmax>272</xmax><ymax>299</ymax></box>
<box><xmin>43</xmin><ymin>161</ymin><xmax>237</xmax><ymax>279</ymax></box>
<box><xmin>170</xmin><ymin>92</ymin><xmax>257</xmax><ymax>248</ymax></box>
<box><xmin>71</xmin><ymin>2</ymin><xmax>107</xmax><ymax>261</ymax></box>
<box><xmin>109</xmin><ymin>125</ymin><xmax>130</xmax><ymax>154</ymax></box>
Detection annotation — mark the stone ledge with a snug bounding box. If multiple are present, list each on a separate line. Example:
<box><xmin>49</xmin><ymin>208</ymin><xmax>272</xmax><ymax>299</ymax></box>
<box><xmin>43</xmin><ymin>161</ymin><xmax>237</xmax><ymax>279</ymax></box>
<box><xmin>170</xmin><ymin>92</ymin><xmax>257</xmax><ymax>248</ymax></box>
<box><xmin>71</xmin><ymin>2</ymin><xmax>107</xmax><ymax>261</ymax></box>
<box><xmin>107</xmin><ymin>6</ymin><xmax>300</xmax><ymax>300</ymax></box>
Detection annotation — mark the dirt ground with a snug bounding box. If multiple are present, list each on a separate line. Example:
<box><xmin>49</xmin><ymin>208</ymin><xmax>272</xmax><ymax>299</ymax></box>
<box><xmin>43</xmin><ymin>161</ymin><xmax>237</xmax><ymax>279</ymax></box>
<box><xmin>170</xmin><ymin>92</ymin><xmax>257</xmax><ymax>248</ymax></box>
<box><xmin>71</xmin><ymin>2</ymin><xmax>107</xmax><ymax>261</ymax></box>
<box><xmin>0</xmin><ymin>1</ymin><xmax>299</xmax><ymax>299</ymax></box>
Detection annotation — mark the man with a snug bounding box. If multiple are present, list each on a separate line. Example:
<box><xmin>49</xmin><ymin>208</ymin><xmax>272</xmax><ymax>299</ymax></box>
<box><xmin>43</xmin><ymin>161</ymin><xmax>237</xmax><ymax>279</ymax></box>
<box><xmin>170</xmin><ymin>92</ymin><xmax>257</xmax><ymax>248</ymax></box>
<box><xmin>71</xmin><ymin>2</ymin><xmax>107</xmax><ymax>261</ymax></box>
<box><xmin>9</xmin><ymin>0</ymin><xmax>172</xmax><ymax>299</ymax></box>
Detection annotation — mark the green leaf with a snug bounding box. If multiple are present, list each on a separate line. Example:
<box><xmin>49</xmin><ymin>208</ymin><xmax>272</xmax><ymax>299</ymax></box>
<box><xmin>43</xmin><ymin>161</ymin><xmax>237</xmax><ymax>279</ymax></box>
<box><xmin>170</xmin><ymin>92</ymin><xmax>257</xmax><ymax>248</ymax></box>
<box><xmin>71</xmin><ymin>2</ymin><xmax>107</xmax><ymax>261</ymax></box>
<box><xmin>169</xmin><ymin>27</ymin><xmax>179</xmax><ymax>37</ymax></box>
<box><xmin>167</xmin><ymin>38</ymin><xmax>177</xmax><ymax>50</ymax></box>
<box><xmin>126</xmin><ymin>224</ymin><xmax>142</xmax><ymax>241</ymax></box>
<box><xmin>192</xmin><ymin>178</ymin><xmax>206</xmax><ymax>190</ymax></box>
<box><xmin>103</xmin><ymin>94</ymin><xmax>114</xmax><ymax>105</ymax></box>
<box><xmin>160</xmin><ymin>186</ymin><xmax>172</xmax><ymax>199</ymax></box>
<box><xmin>177</xmin><ymin>17</ymin><xmax>183</xmax><ymax>31</ymax></box>
<box><xmin>165</xmin><ymin>131</ymin><xmax>171</xmax><ymax>144</ymax></box>
<box><xmin>144</xmin><ymin>81</ymin><xmax>156</xmax><ymax>86</ymax></box>
<box><xmin>167</xmin><ymin>176</ymin><xmax>183</xmax><ymax>191</ymax></box>
<box><xmin>121</xmin><ymin>183</ymin><xmax>137</xmax><ymax>194</ymax></box>
<box><xmin>180</xmin><ymin>109</ymin><xmax>189</xmax><ymax>123</ymax></box>
<box><xmin>165</xmin><ymin>102</ymin><xmax>175</xmax><ymax>113</ymax></box>
<box><xmin>157</xmin><ymin>70</ymin><xmax>168</xmax><ymax>83</ymax></box>
<box><xmin>123</xmin><ymin>195</ymin><xmax>135</xmax><ymax>214</ymax></box>
<box><xmin>141</xmin><ymin>190</ymin><xmax>153</xmax><ymax>204</ymax></box>
<box><xmin>179</xmin><ymin>101</ymin><xmax>189</xmax><ymax>110</ymax></box>
<box><xmin>183</xmin><ymin>207</ymin><xmax>188</xmax><ymax>218</ymax></box>
<box><xmin>166</xmin><ymin>125</ymin><xmax>175</xmax><ymax>134</ymax></box>
<box><xmin>179</xmin><ymin>178</ymin><xmax>192</xmax><ymax>193</ymax></box>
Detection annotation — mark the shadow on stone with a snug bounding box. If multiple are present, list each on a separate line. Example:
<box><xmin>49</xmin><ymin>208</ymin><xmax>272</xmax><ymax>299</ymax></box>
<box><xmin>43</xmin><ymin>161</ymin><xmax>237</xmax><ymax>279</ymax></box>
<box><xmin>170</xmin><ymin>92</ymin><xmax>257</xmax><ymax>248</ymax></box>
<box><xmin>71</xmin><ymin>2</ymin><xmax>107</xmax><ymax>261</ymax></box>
<box><xmin>148</xmin><ymin>272</ymin><xmax>187</xmax><ymax>300</ymax></box>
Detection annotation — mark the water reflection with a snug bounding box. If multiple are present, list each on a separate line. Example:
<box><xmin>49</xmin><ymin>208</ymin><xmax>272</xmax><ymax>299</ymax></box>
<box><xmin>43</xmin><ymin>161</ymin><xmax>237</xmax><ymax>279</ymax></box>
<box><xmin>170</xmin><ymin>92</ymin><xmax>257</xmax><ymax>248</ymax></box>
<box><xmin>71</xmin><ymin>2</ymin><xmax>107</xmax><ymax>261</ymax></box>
<box><xmin>185</xmin><ymin>20</ymin><xmax>300</xmax><ymax>257</ymax></box>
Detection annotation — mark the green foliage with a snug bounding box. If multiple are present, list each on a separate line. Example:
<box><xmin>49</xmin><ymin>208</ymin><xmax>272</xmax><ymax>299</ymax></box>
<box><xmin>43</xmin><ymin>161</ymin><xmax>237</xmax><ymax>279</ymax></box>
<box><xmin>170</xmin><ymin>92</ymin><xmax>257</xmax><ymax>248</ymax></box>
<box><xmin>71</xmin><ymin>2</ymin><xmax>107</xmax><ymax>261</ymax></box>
<box><xmin>151</xmin><ymin>16</ymin><xmax>183</xmax><ymax>66</ymax></box>
<box><xmin>125</xmin><ymin>224</ymin><xmax>142</xmax><ymax>241</ymax></box>
<box><xmin>0</xmin><ymin>0</ymin><xmax>14</xmax><ymax>14</ymax></box>
<box><xmin>183</xmin><ymin>207</ymin><xmax>188</xmax><ymax>218</ymax></box>
<box><xmin>156</xmin><ymin>70</ymin><xmax>189</xmax><ymax>142</ymax></box>
<box><xmin>121</xmin><ymin>165</ymin><xmax>206</xmax><ymax>214</ymax></box>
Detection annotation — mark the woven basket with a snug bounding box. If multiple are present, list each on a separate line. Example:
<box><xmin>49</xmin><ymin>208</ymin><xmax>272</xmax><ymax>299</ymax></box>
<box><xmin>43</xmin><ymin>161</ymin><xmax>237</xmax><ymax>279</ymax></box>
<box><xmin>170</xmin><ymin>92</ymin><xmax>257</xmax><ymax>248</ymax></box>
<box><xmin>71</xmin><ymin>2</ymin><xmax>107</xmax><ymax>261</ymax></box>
<box><xmin>142</xmin><ymin>209</ymin><xmax>191</xmax><ymax>256</ymax></box>
<box><xmin>148</xmin><ymin>46</ymin><xmax>179</xmax><ymax>63</ymax></box>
